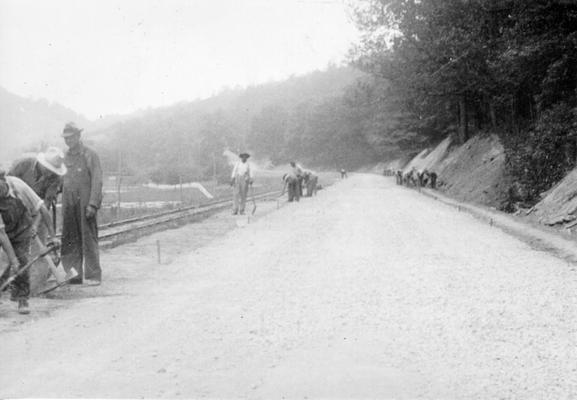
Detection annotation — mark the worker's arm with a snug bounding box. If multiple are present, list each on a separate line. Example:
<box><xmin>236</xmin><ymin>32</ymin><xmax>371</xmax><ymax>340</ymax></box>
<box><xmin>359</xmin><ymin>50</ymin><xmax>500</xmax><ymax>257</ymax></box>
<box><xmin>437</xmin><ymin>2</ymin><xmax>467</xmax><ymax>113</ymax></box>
<box><xmin>29</xmin><ymin>204</ymin><xmax>57</xmax><ymax>248</ymax></box>
<box><xmin>85</xmin><ymin>149</ymin><xmax>103</xmax><ymax>219</ymax></box>
<box><xmin>230</xmin><ymin>164</ymin><xmax>238</xmax><ymax>186</ymax></box>
<box><xmin>0</xmin><ymin>228</ymin><xmax>19</xmax><ymax>271</ymax></box>
<box><xmin>248</xmin><ymin>163</ymin><xmax>254</xmax><ymax>185</ymax></box>
<box><xmin>43</xmin><ymin>177</ymin><xmax>62</xmax><ymax>207</ymax></box>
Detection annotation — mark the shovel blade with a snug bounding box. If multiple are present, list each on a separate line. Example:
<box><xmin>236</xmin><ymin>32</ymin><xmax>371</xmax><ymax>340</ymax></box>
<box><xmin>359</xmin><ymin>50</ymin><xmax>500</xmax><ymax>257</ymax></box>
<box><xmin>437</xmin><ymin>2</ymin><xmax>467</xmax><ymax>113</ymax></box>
<box><xmin>51</xmin><ymin>262</ymin><xmax>68</xmax><ymax>284</ymax></box>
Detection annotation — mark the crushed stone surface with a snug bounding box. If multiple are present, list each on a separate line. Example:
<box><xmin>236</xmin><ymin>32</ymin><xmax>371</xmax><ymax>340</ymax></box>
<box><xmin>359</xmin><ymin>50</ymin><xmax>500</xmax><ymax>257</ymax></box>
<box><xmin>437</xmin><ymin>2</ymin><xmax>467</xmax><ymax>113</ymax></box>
<box><xmin>1</xmin><ymin>174</ymin><xmax>577</xmax><ymax>399</ymax></box>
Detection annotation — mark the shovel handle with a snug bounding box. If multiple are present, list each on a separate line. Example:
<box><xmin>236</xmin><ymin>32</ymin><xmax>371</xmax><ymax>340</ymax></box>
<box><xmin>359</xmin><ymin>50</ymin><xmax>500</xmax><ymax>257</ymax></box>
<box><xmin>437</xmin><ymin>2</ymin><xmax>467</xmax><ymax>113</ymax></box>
<box><xmin>0</xmin><ymin>244</ymin><xmax>58</xmax><ymax>293</ymax></box>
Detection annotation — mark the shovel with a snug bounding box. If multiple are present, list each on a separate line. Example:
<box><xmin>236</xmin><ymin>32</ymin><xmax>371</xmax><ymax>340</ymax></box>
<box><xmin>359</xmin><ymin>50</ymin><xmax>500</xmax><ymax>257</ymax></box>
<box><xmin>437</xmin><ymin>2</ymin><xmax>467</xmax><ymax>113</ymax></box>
<box><xmin>34</xmin><ymin>237</ymin><xmax>71</xmax><ymax>284</ymax></box>
<box><xmin>250</xmin><ymin>184</ymin><xmax>257</xmax><ymax>215</ymax></box>
<box><xmin>0</xmin><ymin>243</ymin><xmax>60</xmax><ymax>293</ymax></box>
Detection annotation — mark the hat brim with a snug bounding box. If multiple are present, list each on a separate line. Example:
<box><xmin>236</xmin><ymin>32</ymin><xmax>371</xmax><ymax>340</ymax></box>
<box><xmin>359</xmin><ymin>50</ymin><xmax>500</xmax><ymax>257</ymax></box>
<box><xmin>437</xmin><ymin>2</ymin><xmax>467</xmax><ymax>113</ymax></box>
<box><xmin>239</xmin><ymin>153</ymin><xmax>250</xmax><ymax>159</ymax></box>
<box><xmin>37</xmin><ymin>154</ymin><xmax>67</xmax><ymax>176</ymax></box>
<box><xmin>61</xmin><ymin>130</ymin><xmax>82</xmax><ymax>137</ymax></box>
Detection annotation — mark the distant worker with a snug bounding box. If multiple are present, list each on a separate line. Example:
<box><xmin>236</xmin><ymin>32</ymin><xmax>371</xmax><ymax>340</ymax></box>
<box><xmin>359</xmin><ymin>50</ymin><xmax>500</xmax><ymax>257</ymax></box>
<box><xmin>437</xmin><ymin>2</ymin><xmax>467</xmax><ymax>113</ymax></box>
<box><xmin>290</xmin><ymin>161</ymin><xmax>304</xmax><ymax>197</ymax></box>
<box><xmin>0</xmin><ymin>172</ymin><xmax>59</xmax><ymax>314</ymax></box>
<box><xmin>9</xmin><ymin>147</ymin><xmax>68</xmax><ymax>288</ymax></box>
<box><xmin>282</xmin><ymin>172</ymin><xmax>300</xmax><ymax>202</ymax></box>
<box><xmin>395</xmin><ymin>170</ymin><xmax>403</xmax><ymax>185</ymax></box>
<box><xmin>61</xmin><ymin>122</ymin><xmax>103</xmax><ymax>285</ymax></box>
<box><xmin>429</xmin><ymin>171</ymin><xmax>438</xmax><ymax>189</ymax></box>
<box><xmin>230</xmin><ymin>152</ymin><xmax>253</xmax><ymax>215</ymax></box>
<box><xmin>303</xmin><ymin>170</ymin><xmax>318</xmax><ymax>197</ymax></box>
<box><xmin>340</xmin><ymin>169</ymin><xmax>347</xmax><ymax>179</ymax></box>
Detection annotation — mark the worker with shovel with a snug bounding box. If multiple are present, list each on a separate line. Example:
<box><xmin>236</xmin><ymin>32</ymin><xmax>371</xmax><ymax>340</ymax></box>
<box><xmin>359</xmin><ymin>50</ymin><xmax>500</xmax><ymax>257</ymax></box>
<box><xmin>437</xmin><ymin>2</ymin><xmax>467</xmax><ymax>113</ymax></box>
<box><xmin>9</xmin><ymin>146</ymin><xmax>69</xmax><ymax>289</ymax></box>
<box><xmin>0</xmin><ymin>172</ymin><xmax>60</xmax><ymax>314</ymax></box>
<box><xmin>231</xmin><ymin>152</ymin><xmax>254</xmax><ymax>215</ymax></box>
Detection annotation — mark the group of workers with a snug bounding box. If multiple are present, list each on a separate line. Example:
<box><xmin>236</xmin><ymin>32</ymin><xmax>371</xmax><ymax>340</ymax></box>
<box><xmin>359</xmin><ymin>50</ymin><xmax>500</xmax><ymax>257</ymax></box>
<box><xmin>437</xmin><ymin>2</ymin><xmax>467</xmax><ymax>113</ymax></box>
<box><xmin>230</xmin><ymin>154</ymin><xmax>319</xmax><ymax>211</ymax></box>
<box><xmin>389</xmin><ymin>167</ymin><xmax>438</xmax><ymax>189</ymax></box>
<box><xmin>3</xmin><ymin>136</ymin><xmax>320</xmax><ymax>313</ymax></box>
<box><xmin>282</xmin><ymin>161</ymin><xmax>318</xmax><ymax>202</ymax></box>
<box><xmin>1</xmin><ymin>122</ymin><xmax>102</xmax><ymax>314</ymax></box>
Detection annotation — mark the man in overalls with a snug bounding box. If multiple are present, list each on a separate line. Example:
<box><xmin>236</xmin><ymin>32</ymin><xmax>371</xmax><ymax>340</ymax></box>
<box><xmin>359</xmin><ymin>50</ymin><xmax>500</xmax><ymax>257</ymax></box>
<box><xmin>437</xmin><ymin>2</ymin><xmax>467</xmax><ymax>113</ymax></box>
<box><xmin>61</xmin><ymin>122</ymin><xmax>103</xmax><ymax>285</ymax></box>
<box><xmin>230</xmin><ymin>153</ymin><xmax>253</xmax><ymax>215</ymax></box>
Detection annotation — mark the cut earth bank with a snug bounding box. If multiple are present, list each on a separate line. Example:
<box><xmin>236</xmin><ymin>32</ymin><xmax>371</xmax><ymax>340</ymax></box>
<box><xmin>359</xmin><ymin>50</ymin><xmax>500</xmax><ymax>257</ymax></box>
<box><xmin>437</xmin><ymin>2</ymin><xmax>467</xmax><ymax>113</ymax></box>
<box><xmin>379</xmin><ymin>134</ymin><xmax>577</xmax><ymax>244</ymax></box>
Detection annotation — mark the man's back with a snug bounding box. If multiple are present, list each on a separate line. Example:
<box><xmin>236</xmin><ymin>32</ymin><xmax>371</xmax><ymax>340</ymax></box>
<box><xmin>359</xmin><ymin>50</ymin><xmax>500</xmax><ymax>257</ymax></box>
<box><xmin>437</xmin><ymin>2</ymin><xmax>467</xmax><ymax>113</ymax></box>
<box><xmin>10</xmin><ymin>157</ymin><xmax>58</xmax><ymax>201</ymax></box>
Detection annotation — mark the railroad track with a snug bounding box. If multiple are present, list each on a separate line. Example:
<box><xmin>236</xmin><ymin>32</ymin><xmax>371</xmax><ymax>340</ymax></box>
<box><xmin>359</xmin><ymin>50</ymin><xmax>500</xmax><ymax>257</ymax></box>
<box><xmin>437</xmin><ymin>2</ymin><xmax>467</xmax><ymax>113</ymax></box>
<box><xmin>96</xmin><ymin>190</ymin><xmax>281</xmax><ymax>246</ymax></box>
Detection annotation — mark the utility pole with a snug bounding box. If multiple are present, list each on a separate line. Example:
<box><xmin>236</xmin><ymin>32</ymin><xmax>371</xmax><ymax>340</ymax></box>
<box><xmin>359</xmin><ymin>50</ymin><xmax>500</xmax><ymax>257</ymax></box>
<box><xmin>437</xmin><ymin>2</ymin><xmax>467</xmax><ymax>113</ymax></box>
<box><xmin>116</xmin><ymin>150</ymin><xmax>122</xmax><ymax>219</ymax></box>
<box><xmin>178</xmin><ymin>149</ymin><xmax>183</xmax><ymax>205</ymax></box>
<box><xmin>213</xmin><ymin>153</ymin><xmax>217</xmax><ymax>186</ymax></box>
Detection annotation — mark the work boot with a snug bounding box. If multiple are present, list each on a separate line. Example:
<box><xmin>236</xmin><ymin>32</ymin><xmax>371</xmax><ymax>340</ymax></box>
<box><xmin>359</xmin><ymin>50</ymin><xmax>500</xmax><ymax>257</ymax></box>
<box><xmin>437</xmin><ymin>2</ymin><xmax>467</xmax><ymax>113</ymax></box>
<box><xmin>18</xmin><ymin>299</ymin><xmax>30</xmax><ymax>315</ymax></box>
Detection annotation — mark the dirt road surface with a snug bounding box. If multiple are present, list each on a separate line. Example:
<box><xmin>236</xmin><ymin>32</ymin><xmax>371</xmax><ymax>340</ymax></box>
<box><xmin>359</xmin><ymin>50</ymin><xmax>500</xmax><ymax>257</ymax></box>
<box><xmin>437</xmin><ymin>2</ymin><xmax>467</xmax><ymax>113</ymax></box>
<box><xmin>2</xmin><ymin>174</ymin><xmax>577</xmax><ymax>398</ymax></box>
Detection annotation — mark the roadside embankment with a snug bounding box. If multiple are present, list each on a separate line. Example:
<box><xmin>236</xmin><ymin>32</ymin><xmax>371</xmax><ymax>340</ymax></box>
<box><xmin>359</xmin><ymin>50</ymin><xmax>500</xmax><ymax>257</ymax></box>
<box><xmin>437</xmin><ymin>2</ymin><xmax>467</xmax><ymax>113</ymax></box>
<box><xmin>386</xmin><ymin>133</ymin><xmax>577</xmax><ymax>239</ymax></box>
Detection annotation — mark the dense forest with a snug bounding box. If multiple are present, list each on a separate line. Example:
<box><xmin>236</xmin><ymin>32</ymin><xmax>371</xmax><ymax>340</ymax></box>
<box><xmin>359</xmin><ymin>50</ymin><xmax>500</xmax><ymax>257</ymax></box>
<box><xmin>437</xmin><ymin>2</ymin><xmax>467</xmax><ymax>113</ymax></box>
<box><xmin>350</xmin><ymin>0</ymin><xmax>577</xmax><ymax>202</ymax></box>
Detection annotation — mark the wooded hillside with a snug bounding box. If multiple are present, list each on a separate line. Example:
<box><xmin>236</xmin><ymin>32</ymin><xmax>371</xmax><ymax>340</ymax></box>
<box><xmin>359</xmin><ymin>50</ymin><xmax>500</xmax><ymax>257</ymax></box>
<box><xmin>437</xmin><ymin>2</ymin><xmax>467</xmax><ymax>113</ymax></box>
<box><xmin>91</xmin><ymin>66</ymin><xmax>396</xmax><ymax>183</ymax></box>
<box><xmin>350</xmin><ymin>0</ymin><xmax>577</xmax><ymax>205</ymax></box>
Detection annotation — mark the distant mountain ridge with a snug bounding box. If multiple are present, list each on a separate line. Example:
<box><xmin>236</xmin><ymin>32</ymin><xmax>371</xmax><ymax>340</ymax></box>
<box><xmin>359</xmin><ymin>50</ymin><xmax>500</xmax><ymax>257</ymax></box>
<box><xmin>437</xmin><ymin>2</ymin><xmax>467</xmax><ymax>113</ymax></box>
<box><xmin>1</xmin><ymin>66</ymin><xmax>368</xmax><ymax>178</ymax></box>
<box><xmin>86</xmin><ymin>66</ymin><xmax>367</xmax><ymax>179</ymax></box>
<box><xmin>0</xmin><ymin>86</ymin><xmax>90</xmax><ymax>164</ymax></box>
<box><xmin>91</xmin><ymin>66</ymin><xmax>364</xmax><ymax>143</ymax></box>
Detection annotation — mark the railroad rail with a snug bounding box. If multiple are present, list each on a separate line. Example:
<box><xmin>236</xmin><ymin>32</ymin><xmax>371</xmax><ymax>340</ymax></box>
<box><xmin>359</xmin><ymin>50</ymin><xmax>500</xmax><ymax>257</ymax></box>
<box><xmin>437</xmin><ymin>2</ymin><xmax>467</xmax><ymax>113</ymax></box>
<box><xmin>95</xmin><ymin>190</ymin><xmax>281</xmax><ymax>247</ymax></box>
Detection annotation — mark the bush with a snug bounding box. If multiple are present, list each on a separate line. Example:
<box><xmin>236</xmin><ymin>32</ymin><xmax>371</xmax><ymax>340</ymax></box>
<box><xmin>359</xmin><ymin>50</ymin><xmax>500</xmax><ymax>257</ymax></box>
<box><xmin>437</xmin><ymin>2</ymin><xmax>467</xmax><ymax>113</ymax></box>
<box><xmin>502</xmin><ymin>102</ymin><xmax>577</xmax><ymax>206</ymax></box>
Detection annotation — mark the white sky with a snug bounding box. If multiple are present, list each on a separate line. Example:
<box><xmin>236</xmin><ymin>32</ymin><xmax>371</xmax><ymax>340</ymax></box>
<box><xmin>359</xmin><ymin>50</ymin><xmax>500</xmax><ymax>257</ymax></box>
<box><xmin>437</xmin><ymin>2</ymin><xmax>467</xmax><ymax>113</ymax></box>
<box><xmin>0</xmin><ymin>0</ymin><xmax>359</xmax><ymax>119</ymax></box>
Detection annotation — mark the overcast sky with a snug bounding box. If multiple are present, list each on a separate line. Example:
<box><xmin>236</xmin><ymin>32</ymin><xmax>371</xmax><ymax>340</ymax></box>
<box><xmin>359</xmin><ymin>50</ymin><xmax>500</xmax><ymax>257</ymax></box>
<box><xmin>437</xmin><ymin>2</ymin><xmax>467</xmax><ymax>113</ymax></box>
<box><xmin>0</xmin><ymin>0</ymin><xmax>359</xmax><ymax>119</ymax></box>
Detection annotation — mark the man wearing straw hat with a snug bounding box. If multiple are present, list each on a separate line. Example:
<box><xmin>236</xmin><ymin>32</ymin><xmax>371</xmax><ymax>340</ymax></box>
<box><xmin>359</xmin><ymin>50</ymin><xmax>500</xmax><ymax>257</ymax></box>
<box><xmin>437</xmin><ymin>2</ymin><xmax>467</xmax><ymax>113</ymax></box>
<box><xmin>61</xmin><ymin>122</ymin><xmax>103</xmax><ymax>285</ymax></box>
<box><xmin>9</xmin><ymin>147</ymin><xmax>67</xmax><ymax>206</ymax></box>
<box><xmin>9</xmin><ymin>147</ymin><xmax>70</xmax><ymax>289</ymax></box>
<box><xmin>230</xmin><ymin>152</ymin><xmax>253</xmax><ymax>215</ymax></box>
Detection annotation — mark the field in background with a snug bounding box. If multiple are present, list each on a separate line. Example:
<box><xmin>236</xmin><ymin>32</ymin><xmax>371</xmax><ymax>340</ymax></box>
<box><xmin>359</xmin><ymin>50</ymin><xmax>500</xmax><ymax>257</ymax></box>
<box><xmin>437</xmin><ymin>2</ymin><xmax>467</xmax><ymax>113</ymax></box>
<box><xmin>90</xmin><ymin>170</ymin><xmax>341</xmax><ymax>226</ymax></box>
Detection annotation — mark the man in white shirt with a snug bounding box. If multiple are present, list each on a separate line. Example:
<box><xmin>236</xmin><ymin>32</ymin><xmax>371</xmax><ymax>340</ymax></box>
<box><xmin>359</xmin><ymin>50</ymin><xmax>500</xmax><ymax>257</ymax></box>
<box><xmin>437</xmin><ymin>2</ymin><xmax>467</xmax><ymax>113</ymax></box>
<box><xmin>230</xmin><ymin>153</ymin><xmax>254</xmax><ymax>215</ymax></box>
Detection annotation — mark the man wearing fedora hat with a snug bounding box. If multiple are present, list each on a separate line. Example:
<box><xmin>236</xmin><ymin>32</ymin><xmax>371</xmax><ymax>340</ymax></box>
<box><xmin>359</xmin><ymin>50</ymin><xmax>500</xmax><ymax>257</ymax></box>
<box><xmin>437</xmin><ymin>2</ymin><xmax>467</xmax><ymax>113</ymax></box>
<box><xmin>230</xmin><ymin>152</ymin><xmax>253</xmax><ymax>215</ymax></box>
<box><xmin>60</xmin><ymin>122</ymin><xmax>103</xmax><ymax>285</ymax></box>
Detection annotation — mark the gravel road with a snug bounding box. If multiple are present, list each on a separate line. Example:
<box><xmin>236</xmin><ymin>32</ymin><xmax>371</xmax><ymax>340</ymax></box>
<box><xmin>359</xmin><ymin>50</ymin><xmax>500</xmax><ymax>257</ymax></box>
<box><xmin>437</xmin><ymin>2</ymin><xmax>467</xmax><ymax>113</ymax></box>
<box><xmin>1</xmin><ymin>174</ymin><xmax>577</xmax><ymax>399</ymax></box>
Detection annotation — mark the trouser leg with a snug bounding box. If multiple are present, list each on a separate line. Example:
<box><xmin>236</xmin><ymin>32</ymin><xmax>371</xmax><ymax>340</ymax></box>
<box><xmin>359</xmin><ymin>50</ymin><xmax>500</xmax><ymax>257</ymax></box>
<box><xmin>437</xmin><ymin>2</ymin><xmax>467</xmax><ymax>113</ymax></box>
<box><xmin>239</xmin><ymin>180</ymin><xmax>248</xmax><ymax>213</ymax></box>
<box><xmin>9</xmin><ymin>239</ymin><xmax>31</xmax><ymax>301</ymax></box>
<box><xmin>62</xmin><ymin>198</ymin><xmax>84</xmax><ymax>283</ymax></box>
<box><xmin>232</xmin><ymin>183</ymin><xmax>240</xmax><ymax>213</ymax></box>
<box><xmin>288</xmin><ymin>181</ymin><xmax>295</xmax><ymax>202</ymax></box>
<box><xmin>83</xmin><ymin>216</ymin><xmax>101</xmax><ymax>281</ymax></box>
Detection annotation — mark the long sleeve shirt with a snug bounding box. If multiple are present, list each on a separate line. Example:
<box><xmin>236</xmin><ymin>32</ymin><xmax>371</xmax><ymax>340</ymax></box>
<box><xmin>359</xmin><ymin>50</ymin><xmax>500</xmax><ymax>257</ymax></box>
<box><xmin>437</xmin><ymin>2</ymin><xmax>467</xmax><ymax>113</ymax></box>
<box><xmin>292</xmin><ymin>164</ymin><xmax>304</xmax><ymax>177</ymax></box>
<box><xmin>5</xmin><ymin>176</ymin><xmax>44</xmax><ymax>218</ymax></box>
<box><xmin>231</xmin><ymin>161</ymin><xmax>253</xmax><ymax>181</ymax></box>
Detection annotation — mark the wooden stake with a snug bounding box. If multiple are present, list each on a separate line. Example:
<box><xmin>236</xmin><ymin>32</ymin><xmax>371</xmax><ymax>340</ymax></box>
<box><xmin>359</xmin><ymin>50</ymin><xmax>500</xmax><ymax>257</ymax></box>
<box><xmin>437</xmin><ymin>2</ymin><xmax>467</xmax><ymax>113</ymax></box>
<box><xmin>156</xmin><ymin>240</ymin><xmax>161</xmax><ymax>264</ymax></box>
